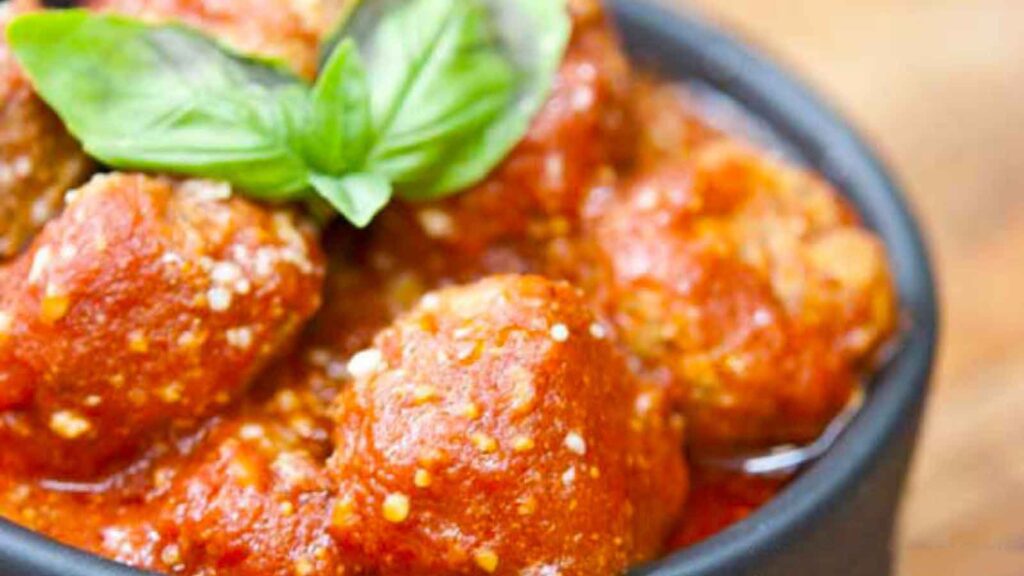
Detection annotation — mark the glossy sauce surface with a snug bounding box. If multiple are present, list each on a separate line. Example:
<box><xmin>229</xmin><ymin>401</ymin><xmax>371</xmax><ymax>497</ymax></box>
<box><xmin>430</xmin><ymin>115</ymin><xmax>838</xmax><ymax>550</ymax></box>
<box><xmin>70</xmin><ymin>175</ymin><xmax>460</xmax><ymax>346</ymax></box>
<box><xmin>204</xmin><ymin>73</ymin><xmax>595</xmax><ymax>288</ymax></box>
<box><xmin>0</xmin><ymin>0</ymin><xmax>897</xmax><ymax>574</ymax></box>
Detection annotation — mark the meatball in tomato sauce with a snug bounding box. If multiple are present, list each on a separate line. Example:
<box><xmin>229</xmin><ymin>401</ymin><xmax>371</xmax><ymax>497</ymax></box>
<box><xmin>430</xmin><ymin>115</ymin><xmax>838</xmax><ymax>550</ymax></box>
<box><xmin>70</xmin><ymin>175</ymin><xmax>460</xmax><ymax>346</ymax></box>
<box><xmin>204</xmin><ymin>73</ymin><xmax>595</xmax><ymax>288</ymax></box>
<box><xmin>0</xmin><ymin>174</ymin><xmax>324</xmax><ymax>478</ymax></box>
<box><xmin>590</xmin><ymin>141</ymin><xmax>895</xmax><ymax>451</ymax></box>
<box><xmin>0</xmin><ymin>0</ymin><xmax>93</xmax><ymax>260</ymax></box>
<box><xmin>0</xmin><ymin>0</ymin><xmax>903</xmax><ymax>568</ymax></box>
<box><xmin>366</xmin><ymin>0</ymin><xmax>634</xmax><ymax>276</ymax></box>
<box><xmin>136</xmin><ymin>419</ymin><xmax>347</xmax><ymax>576</ymax></box>
<box><xmin>328</xmin><ymin>275</ymin><xmax>687</xmax><ymax>575</ymax></box>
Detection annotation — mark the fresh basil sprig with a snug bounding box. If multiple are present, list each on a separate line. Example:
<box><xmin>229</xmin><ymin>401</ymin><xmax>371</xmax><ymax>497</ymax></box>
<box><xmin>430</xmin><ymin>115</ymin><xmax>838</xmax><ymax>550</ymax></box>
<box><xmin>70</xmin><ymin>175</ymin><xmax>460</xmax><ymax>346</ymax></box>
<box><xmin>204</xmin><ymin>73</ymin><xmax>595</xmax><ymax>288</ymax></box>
<box><xmin>6</xmin><ymin>0</ymin><xmax>570</xmax><ymax>227</ymax></box>
<box><xmin>341</xmin><ymin>0</ymin><xmax>572</xmax><ymax>199</ymax></box>
<box><xmin>8</xmin><ymin>11</ymin><xmax>314</xmax><ymax>197</ymax></box>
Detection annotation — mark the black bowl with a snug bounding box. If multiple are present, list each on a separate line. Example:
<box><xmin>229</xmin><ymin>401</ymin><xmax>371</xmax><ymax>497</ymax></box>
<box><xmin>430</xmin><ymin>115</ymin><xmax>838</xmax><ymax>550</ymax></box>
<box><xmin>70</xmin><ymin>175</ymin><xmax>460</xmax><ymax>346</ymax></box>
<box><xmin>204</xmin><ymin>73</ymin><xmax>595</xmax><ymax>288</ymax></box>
<box><xmin>0</xmin><ymin>1</ymin><xmax>939</xmax><ymax>575</ymax></box>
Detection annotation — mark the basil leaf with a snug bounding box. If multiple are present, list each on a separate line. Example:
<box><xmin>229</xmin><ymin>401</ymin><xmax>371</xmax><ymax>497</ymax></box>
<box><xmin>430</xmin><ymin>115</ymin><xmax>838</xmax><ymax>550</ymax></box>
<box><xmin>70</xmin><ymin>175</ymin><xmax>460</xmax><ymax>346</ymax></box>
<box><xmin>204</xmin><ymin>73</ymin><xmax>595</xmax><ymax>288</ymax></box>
<box><xmin>309</xmin><ymin>172</ymin><xmax>391</xmax><ymax>228</ymax></box>
<box><xmin>343</xmin><ymin>0</ymin><xmax>570</xmax><ymax>199</ymax></box>
<box><xmin>420</xmin><ymin>0</ymin><xmax>571</xmax><ymax>197</ymax></box>
<box><xmin>7</xmin><ymin>10</ymin><xmax>311</xmax><ymax>198</ymax></box>
<box><xmin>8</xmin><ymin>0</ymin><xmax>570</xmax><ymax>227</ymax></box>
<box><xmin>304</xmin><ymin>39</ymin><xmax>372</xmax><ymax>175</ymax></box>
<box><xmin>342</xmin><ymin>0</ymin><xmax>518</xmax><ymax>188</ymax></box>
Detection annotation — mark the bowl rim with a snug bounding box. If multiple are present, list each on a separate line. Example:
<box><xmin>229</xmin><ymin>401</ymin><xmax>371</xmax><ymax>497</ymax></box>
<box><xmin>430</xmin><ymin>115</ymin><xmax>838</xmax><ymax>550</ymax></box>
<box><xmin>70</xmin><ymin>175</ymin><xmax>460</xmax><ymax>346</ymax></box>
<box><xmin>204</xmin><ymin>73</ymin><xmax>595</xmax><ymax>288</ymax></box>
<box><xmin>0</xmin><ymin>2</ymin><xmax>939</xmax><ymax>575</ymax></box>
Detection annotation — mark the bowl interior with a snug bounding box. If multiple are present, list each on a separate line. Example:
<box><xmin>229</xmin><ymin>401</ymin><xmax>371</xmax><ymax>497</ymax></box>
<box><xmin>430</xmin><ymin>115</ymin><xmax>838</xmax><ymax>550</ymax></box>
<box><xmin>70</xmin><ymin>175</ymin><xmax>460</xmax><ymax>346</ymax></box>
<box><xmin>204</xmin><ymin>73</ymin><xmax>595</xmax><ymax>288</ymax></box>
<box><xmin>0</xmin><ymin>2</ymin><xmax>938</xmax><ymax>576</ymax></box>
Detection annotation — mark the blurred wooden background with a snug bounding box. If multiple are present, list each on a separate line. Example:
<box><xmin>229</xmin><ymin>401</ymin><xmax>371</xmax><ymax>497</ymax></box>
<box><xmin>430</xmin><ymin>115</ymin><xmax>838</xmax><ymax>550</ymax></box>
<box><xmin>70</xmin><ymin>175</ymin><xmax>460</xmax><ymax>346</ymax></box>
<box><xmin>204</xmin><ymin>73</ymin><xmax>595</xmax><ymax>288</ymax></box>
<box><xmin>655</xmin><ymin>0</ymin><xmax>1024</xmax><ymax>573</ymax></box>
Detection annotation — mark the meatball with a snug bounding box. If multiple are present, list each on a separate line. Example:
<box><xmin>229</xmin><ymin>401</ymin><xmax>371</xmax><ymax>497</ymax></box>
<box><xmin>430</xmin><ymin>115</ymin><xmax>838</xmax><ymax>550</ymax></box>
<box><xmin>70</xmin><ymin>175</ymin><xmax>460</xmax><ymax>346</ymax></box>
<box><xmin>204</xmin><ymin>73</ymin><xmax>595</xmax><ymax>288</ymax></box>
<box><xmin>328</xmin><ymin>275</ymin><xmax>686</xmax><ymax>575</ymax></box>
<box><xmin>85</xmin><ymin>0</ymin><xmax>337</xmax><ymax>79</ymax></box>
<box><xmin>0</xmin><ymin>0</ymin><xmax>93</xmax><ymax>260</ymax></box>
<box><xmin>490</xmin><ymin>0</ymin><xmax>634</xmax><ymax>221</ymax></box>
<box><xmin>138</xmin><ymin>419</ymin><xmax>347</xmax><ymax>576</ymax></box>
<box><xmin>701</xmin><ymin>143</ymin><xmax>897</xmax><ymax>360</ymax></box>
<box><xmin>365</xmin><ymin>0</ymin><xmax>634</xmax><ymax>277</ymax></box>
<box><xmin>0</xmin><ymin>174</ymin><xmax>324</xmax><ymax>478</ymax></box>
<box><xmin>590</xmin><ymin>141</ymin><xmax>896</xmax><ymax>451</ymax></box>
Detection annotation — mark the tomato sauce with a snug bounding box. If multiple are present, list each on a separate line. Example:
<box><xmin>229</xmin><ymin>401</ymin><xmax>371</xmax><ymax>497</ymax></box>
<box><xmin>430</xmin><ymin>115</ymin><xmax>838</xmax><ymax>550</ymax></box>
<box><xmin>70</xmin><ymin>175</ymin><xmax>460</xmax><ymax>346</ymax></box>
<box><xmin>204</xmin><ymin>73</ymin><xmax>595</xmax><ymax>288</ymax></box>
<box><xmin>669</xmin><ymin>468</ymin><xmax>791</xmax><ymax>549</ymax></box>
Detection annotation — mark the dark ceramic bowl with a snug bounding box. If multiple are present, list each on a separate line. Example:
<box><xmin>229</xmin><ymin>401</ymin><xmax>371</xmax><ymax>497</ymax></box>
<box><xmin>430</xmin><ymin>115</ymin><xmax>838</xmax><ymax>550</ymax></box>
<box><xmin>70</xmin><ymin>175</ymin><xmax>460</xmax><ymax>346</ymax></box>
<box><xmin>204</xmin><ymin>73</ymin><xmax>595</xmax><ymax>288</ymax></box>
<box><xmin>0</xmin><ymin>1</ymin><xmax>939</xmax><ymax>575</ymax></box>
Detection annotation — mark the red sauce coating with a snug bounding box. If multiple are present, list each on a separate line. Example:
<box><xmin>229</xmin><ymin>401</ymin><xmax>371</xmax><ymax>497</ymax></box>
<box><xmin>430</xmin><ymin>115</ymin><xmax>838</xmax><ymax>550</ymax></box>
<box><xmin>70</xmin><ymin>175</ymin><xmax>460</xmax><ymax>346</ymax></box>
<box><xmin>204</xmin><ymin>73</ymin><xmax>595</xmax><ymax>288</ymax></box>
<box><xmin>0</xmin><ymin>0</ymin><xmax>898</xmax><ymax>573</ymax></box>
<box><xmin>669</xmin><ymin>469</ymin><xmax>791</xmax><ymax>549</ymax></box>
<box><xmin>148</xmin><ymin>420</ymin><xmax>344</xmax><ymax>575</ymax></box>
<box><xmin>587</xmin><ymin>151</ymin><xmax>884</xmax><ymax>449</ymax></box>
<box><xmin>0</xmin><ymin>174</ymin><xmax>324</xmax><ymax>478</ymax></box>
<box><xmin>328</xmin><ymin>276</ymin><xmax>686</xmax><ymax>574</ymax></box>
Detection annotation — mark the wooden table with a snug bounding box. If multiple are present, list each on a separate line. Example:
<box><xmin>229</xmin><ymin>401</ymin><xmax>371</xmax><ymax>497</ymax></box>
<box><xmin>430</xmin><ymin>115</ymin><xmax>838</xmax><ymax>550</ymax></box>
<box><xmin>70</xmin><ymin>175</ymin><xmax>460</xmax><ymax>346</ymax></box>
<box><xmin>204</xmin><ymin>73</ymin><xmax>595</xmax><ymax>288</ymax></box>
<box><xmin>656</xmin><ymin>0</ymin><xmax>1024</xmax><ymax>573</ymax></box>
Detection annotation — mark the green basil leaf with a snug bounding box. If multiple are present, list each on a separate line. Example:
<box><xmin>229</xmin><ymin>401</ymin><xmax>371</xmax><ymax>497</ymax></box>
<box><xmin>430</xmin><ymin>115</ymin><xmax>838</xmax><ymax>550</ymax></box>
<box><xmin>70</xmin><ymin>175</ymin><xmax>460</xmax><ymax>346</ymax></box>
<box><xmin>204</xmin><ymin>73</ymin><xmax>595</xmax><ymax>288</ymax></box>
<box><xmin>7</xmin><ymin>10</ymin><xmax>311</xmax><ymax>198</ymax></box>
<box><xmin>342</xmin><ymin>0</ymin><xmax>518</xmax><ymax>189</ymax></box>
<box><xmin>304</xmin><ymin>39</ymin><xmax>373</xmax><ymax>175</ymax></box>
<box><xmin>309</xmin><ymin>172</ymin><xmax>392</xmax><ymax>228</ymax></box>
<box><xmin>342</xmin><ymin>0</ymin><xmax>570</xmax><ymax>199</ymax></box>
<box><xmin>420</xmin><ymin>0</ymin><xmax>572</xmax><ymax>197</ymax></box>
<box><xmin>9</xmin><ymin>0</ymin><xmax>570</xmax><ymax>227</ymax></box>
